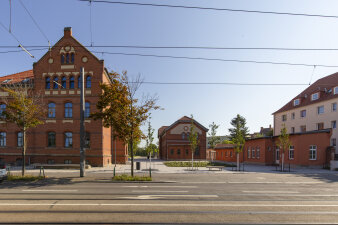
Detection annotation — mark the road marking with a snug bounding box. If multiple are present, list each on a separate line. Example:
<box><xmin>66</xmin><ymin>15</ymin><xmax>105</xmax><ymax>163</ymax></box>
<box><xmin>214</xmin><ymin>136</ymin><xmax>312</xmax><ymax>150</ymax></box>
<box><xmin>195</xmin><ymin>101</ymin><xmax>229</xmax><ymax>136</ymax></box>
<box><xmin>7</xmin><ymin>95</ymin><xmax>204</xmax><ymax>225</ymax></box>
<box><xmin>22</xmin><ymin>190</ymin><xmax>78</xmax><ymax>192</ymax></box>
<box><xmin>242</xmin><ymin>191</ymin><xmax>300</xmax><ymax>194</ymax></box>
<box><xmin>0</xmin><ymin>203</ymin><xmax>338</xmax><ymax>207</ymax></box>
<box><xmin>132</xmin><ymin>190</ymin><xmax>188</xmax><ymax>193</ymax></box>
<box><xmin>122</xmin><ymin>186</ymin><xmax>197</xmax><ymax>188</ymax></box>
<box><xmin>181</xmin><ymin>181</ymin><xmax>324</xmax><ymax>184</ymax></box>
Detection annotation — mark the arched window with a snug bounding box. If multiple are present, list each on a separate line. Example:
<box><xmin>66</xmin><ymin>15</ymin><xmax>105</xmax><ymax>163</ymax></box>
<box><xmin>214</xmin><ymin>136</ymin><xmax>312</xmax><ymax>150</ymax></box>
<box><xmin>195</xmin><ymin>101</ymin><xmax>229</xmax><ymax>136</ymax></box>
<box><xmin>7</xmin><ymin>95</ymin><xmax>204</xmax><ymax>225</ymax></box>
<box><xmin>78</xmin><ymin>76</ymin><xmax>81</xmax><ymax>88</ymax></box>
<box><xmin>17</xmin><ymin>132</ymin><xmax>23</xmax><ymax>147</ymax></box>
<box><xmin>64</xmin><ymin>102</ymin><xmax>72</xmax><ymax>118</ymax></box>
<box><xmin>64</xmin><ymin>132</ymin><xmax>73</xmax><ymax>148</ymax></box>
<box><xmin>48</xmin><ymin>103</ymin><xmax>56</xmax><ymax>118</ymax></box>
<box><xmin>71</xmin><ymin>53</ymin><xmax>75</xmax><ymax>64</ymax></box>
<box><xmin>69</xmin><ymin>76</ymin><xmax>74</xmax><ymax>89</ymax></box>
<box><xmin>0</xmin><ymin>104</ymin><xmax>6</xmax><ymax>118</ymax></box>
<box><xmin>61</xmin><ymin>54</ymin><xmax>65</xmax><ymax>64</ymax></box>
<box><xmin>85</xmin><ymin>102</ymin><xmax>90</xmax><ymax>118</ymax></box>
<box><xmin>86</xmin><ymin>76</ymin><xmax>91</xmax><ymax>88</ymax></box>
<box><xmin>45</xmin><ymin>77</ymin><xmax>50</xmax><ymax>89</ymax></box>
<box><xmin>66</xmin><ymin>53</ymin><xmax>70</xmax><ymax>64</ymax></box>
<box><xmin>47</xmin><ymin>132</ymin><xmax>56</xmax><ymax>147</ymax></box>
<box><xmin>85</xmin><ymin>132</ymin><xmax>90</xmax><ymax>148</ymax></box>
<box><xmin>53</xmin><ymin>77</ymin><xmax>59</xmax><ymax>89</ymax></box>
<box><xmin>181</xmin><ymin>133</ymin><xmax>185</xmax><ymax>139</ymax></box>
<box><xmin>61</xmin><ymin>76</ymin><xmax>66</xmax><ymax>89</ymax></box>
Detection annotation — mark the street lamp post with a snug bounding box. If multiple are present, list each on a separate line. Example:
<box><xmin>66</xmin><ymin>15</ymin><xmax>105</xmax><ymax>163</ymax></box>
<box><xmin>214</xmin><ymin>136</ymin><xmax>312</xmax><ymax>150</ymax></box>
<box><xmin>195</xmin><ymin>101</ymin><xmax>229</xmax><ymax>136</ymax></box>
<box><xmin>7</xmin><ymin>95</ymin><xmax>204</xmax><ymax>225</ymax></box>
<box><xmin>80</xmin><ymin>67</ymin><xmax>86</xmax><ymax>177</ymax></box>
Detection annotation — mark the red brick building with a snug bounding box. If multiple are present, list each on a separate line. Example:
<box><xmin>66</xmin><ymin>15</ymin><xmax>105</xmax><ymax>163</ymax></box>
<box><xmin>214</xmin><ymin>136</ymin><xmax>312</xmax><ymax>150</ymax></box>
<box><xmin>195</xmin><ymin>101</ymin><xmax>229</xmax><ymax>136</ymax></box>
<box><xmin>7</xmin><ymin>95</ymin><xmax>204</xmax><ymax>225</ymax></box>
<box><xmin>0</xmin><ymin>27</ymin><xmax>127</xmax><ymax>167</ymax></box>
<box><xmin>158</xmin><ymin>116</ymin><xmax>208</xmax><ymax>160</ymax></box>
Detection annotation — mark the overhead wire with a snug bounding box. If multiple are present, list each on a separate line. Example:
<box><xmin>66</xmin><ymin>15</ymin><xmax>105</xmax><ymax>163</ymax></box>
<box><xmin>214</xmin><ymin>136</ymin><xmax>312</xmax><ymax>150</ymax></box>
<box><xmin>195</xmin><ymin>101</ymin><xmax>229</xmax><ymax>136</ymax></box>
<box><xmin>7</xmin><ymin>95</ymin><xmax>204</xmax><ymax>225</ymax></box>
<box><xmin>79</xmin><ymin>0</ymin><xmax>338</xmax><ymax>20</ymax></box>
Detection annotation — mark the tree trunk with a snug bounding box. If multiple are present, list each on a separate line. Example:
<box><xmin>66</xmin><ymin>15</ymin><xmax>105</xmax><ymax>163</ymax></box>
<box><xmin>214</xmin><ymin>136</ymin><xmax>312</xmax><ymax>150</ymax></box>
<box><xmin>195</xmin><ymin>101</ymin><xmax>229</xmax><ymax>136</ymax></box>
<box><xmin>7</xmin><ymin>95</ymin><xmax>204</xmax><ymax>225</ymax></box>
<box><xmin>237</xmin><ymin>152</ymin><xmax>239</xmax><ymax>171</ymax></box>
<box><xmin>282</xmin><ymin>152</ymin><xmax>284</xmax><ymax>172</ymax></box>
<box><xmin>149</xmin><ymin>152</ymin><xmax>152</xmax><ymax>177</ymax></box>
<box><xmin>22</xmin><ymin>130</ymin><xmax>26</xmax><ymax>176</ymax></box>
<box><xmin>130</xmin><ymin>139</ymin><xmax>134</xmax><ymax>177</ymax></box>
<box><xmin>191</xmin><ymin>149</ymin><xmax>194</xmax><ymax>171</ymax></box>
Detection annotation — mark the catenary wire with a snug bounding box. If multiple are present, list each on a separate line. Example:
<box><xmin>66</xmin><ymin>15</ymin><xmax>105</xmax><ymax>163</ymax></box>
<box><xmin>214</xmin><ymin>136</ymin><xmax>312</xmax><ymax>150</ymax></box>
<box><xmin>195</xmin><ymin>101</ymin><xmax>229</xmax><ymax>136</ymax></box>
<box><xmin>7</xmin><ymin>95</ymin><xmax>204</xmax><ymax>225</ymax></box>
<box><xmin>79</xmin><ymin>0</ymin><xmax>338</xmax><ymax>19</ymax></box>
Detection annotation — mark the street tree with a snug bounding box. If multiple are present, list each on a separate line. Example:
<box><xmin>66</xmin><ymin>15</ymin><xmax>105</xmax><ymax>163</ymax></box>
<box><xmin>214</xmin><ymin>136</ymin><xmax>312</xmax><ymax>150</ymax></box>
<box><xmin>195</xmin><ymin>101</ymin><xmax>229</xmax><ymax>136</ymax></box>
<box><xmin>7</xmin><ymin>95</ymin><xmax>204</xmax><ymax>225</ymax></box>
<box><xmin>0</xmin><ymin>84</ymin><xmax>45</xmax><ymax>176</ymax></box>
<box><xmin>91</xmin><ymin>71</ymin><xmax>160</xmax><ymax>176</ymax></box>
<box><xmin>208</xmin><ymin>122</ymin><xmax>220</xmax><ymax>149</ymax></box>
<box><xmin>188</xmin><ymin>115</ymin><xmax>200</xmax><ymax>170</ymax></box>
<box><xmin>277</xmin><ymin>124</ymin><xmax>291</xmax><ymax>172</ymax></box>
<box><xmin>145</xmin><ymin>120</ymin><xmax>158</xmax><ymax>177</ymax></box>
<box><xmin>228</xmin><ymin>114</ymin><xmax>249</xmax><ymax>171</ymax></box>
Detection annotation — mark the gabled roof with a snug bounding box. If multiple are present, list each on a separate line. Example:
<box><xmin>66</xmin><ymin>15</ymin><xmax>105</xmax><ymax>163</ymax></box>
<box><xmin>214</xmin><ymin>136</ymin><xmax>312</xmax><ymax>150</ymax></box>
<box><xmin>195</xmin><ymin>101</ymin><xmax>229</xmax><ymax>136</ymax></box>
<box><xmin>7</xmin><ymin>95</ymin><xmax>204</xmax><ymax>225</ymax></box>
<box><xmin>0</xmin><ymin>70</ymin><xmax>34</xmax><ymax>84</ymax></box>
<box><xmin>158</xmin><ymin>116</ymin><xmax>208</xmax><ymax>137</ymax></box>
<box><xmin>273</xmin><ymin>72</ymin><xmax>338</xmax><ymax>114</ymax></box>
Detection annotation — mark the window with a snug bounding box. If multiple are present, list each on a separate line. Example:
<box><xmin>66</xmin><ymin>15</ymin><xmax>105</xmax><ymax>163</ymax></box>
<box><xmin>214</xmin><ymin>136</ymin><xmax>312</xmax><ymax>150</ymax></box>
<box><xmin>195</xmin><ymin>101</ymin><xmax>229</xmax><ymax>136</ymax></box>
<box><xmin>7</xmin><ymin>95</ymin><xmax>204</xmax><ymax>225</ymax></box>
<box><xmin>332</xmin><ymin>138</ymin><xmax>336</xmax><ymax>147</ymax></box>
<box><xmin>293</xmin><ymin>99</ymin><xmax>300</xmax><ymax>106</ymax></box>
<box><xmin>181</xmin><ymin>133</ymin><xmax>185</xmax><ymax>139</ymax></box>
<box><xmin>48</xmin><ymin>103</ymin><xmax>56</xmax><ymax>118</ymax></box>
<box><xmin>0</xmin><ymin>132</ymin><xmax>6</xmax><ymax>147</ymax></box>
<box><xmin>282</xmin><ymin>115</ymin><xmax>287</xmax><ymax>121</ymax></box>
<box><xmin>289</xmin><ymin>146</ymin><xmax>294</xmax><ymax>159</ymax></box>
<box><xmin>185</xmin><ymin>149</ymin><xmax>188</xmax><ymax>155</ymax></box>
<box><xmin>66</xmin><ymin>53</ymin><xmax>70</xmax><ymax>64</ymax></box>
<box><xmin>333</xmin><ymin>103</ymin><xmax>337</xmax><ymax>112</ymax></box>
<box><xmin>64</xmin><ymin>102</ymin><xmax>72</xmax><ymax>118</ymax></box>
<box><xmin>247</xmin><ymin>147</ymin><xmax>251</xmax><ymax>159</ymax></box>
<box><xmin>78</xmin><ymin>76</ymin><xmax>81</xmax><ymax>88</ymax></box>
<box><xmin>300</xmin><ymin>110</ymin><xmax>306</xmax><ymax>118</ymax></box>
<box><xmin>86</xmin><ymin>76</ymin><xmax>91</xmax><ymax>88</ymax></box>
<box><xmin>85</xmin><ymin>132</ymin><xmax>90</xmax><ymax>148</ymax></box>
<box><xmin>252</xmin><ymin>148</ymin><xmax>255</xmax><ymax>158</ymax></box>
<box><xmin>334</xmin><ymin>86</ymin><xmax>338</xmax><ymax>95</ymax></box>
<box><xmin>47</xmin><ymin>159</ymin><xmax>55</xmax><ymax>165</ymax></box>
<box><xmin>17</xmin><ymin>132</ymin><xmax>23</xmax><ymax>147</ymax></box>
<box><xmin>291</xmin><ymin>127</ymin><xmax>295</xmax><ymax>133</ymax></box>
<box><xmin>0</xmin><ymin>104</ymin><xmax>6</xmax><ymax>118</ymax></box>
<box><xmin>194</xmin><ymin>146</ymin><xmax>200</xmax><ymax>156</ymax></box>
<box><xmin>317</xmin><ymin>106</ymin><xmax>324</xmax><ymax>114</ymax></box>
<box><xmin>64</xmin><ymin>132</ymin><xmax>73</xmax><ymax>148</ymax></box>
<box><xmin>47</xmin><ymin>132</ymin><xmax>56</xmax><ymax>147</ymax></box>
<box><xmin>225</xmin><ymin>151</ymin><xmax>228</xmax><ymax>157</ymax></box>
<box><xmin>45</xmin><ymin>77</ymin><xmax>50</xmax><ymax>89</ymax></box>
<box><xmin>69</xmin><ymin>76</ymin><xmax>74</xmax><ymax>89</ymax></box>
<box><xmin>256</xmin><ymin>147</ymin><xmax>260</xmax><ymax>159</ymax></box>
<box><xmin>64</xmin><ymin>159</ymin><xmax>72</xmax><ymax>164</ymax></box>
<box><xmin>309</xmin><ymin>145</ymin><xmax>317</xmax><ymax>160</ymax></box>
<box><xmin>230</xmin><ymin>151</ymin><xmax>233</xmax><ymax>157</ymax></box>
<box><xmin>317</xmin><ymin>122</ymin><xmax>324</xmax><ymax>130</ymax></box>
<box><xmin>61</xmin><ymin>54</ymin><xmax>65</xmax><ymax>64</ymax></box>
<box><xmin>53</xmin><ymin>77</ymin><xmax>59</xmax><ymax>89</ymax></box>
<box><xmin>177</xmin><ymin>149</ymin><xmax>181</xmax><ymax>155</ymax></box>
<box><xmin>311</xmin><ymin>93</ymin><xmax>319</xmax><ymax>101</ymax></box>
<box><xmin>300</xmin><ymin>125</ymin><xmax>306</xmax><ymax>132</ymax></box>
<box><xmin>61</xmin><ymin>76</ymin><xmax>66</xmax><ymax>89</ymax></box>
<box><xmin>332</xmin><ymin>121</ymin><xmax>337</xmax><ymax>129</ymax></box>
<box><xmin>85</xmin><ymin>102</ymin><xmax>90</xmax><ymax>118</ymax></box>
<box><xmin>291</xmin><ymin>112</ymin><xmax>295</xmax><ymax>120</ymax></box>
<box><xmin>276</xmin><ymin>147</ymin><xmax>280</xmax><ymax>160</ymax></box>
<box><xmin>170</xmin><ymin>149</ymin><xmax>174</xmax><ymax>155</ymax></box>
<box><xmin>71</xmin><ymin>53</ymin><xmax>75</xmax><ymax>64</ymax></box>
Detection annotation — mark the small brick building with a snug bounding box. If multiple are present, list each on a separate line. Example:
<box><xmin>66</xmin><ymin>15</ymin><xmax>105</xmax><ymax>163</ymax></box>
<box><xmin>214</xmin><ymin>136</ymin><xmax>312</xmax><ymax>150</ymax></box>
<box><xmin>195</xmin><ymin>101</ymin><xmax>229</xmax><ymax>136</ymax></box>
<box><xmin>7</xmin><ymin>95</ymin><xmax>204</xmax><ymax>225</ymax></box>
<box><xmin>158</xmin><ymin>116</ymin><xmax>208</xmax><ymax>160</ymax></box>
<box><xmin>0</xmin><ymin>27</ymin><xmax>127</xmax><ymax>167</ymax></box>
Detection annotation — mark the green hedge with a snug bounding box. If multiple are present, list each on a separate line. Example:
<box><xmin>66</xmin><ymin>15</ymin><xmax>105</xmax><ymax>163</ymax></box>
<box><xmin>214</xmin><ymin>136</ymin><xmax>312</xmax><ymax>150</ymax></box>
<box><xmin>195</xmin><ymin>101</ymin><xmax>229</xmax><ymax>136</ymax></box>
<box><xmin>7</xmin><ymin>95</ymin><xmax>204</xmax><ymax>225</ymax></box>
<box><xmin>112</xmin><ymin>174</ymin><xmax>152</xmax><ymax>181</ymax></box>
<box><xmin>163</xmin><ymin>161</ymin><xmax>236</xmax><ymax>167</ymax></box>
<box><xmin>7</xmin><ymin>174</ymin><xmax>45</xmax><ymax>181</ymax></box>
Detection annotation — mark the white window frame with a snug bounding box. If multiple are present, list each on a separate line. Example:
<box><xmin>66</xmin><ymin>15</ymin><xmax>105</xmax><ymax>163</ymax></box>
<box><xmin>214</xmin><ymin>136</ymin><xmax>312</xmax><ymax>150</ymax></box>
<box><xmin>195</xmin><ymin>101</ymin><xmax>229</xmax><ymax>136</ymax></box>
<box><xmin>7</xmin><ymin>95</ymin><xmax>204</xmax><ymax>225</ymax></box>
<box><xmin>311</xmin><ymin>92</ymin><xmax>319</xmax><ymax>101</ymax></box>
<box><xmin>291</xmin><ymin>127</ymin><xmax>295</xmax><ymax>133</ymax></box>
<box><xmin>332</xmin><ymin>103</ymin><xmax>337</xmax><ymax>112</ymax></box>
<box><xmin>291</xmin><ymin>112</ymin><xmax>295</xmax><ymax>120</ymax></box>
<box><xmin>289</xmin><ymin>146</ymin><xmax>294</xmax><ymax>160</ymax></box>
<box><xmin>332</xmin><ymin>121</ymin><xmax>337</xmax><ymax>129</ymax></box>
<box><xmin>334</xmin><ymin>86</ymin><xmax>338</xmax><ymax>95</ymax></box>
<box><xmin>282</xmin><ymin>114</ymin><xmax>287</xmax><ymax>121</ymax></box>
<box><xmin>332</xmin><ymin>138</ymin><xmax>336</xmax><ymax>147</ymax></box>
<box><xmin>252</xmin><ymin>148</ymin><xmax>255</xmax><ymax>159</ymax></box>
<box><xmin>0</xmin><ymin>132</ymin><xmax>6</xmax><ymax>147</ymax></box>
<box><xmin>300</xmin><ymin>110</ymin><xmax>306</xmax><ymax>118</ymax></box>
<box><xmin>247</xmin><ymin>147</ymin><xmax>251</xmax><ymax>159</ymax></box>
<box><xmin>293</xmin><ymin>99</ymin><xmax>300</xmax><ymax>106</ymax></box>
<box><xmin>256</xmin><ymin>147</ymin><xmax>260</xmax><ymax>159</ymax></box>
<box><xmin>309</xmin><ymin>145</ymin><xmax>317</xmax><ymax>160</ymax></box>
<box><xmin>317</xmin><ymin>106</ymin><xmax>324</xmax><ymax>115</ymax></box>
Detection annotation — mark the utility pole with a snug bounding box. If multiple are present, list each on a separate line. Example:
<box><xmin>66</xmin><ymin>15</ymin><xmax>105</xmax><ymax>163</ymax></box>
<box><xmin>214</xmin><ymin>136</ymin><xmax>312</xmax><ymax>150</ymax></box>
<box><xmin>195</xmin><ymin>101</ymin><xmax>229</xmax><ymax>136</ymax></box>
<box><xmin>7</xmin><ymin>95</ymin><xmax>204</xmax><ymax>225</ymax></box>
<box><xmin>80</xmin><ymin>67</ymin><xmax>86</xmax><ymax>177</ymax></box>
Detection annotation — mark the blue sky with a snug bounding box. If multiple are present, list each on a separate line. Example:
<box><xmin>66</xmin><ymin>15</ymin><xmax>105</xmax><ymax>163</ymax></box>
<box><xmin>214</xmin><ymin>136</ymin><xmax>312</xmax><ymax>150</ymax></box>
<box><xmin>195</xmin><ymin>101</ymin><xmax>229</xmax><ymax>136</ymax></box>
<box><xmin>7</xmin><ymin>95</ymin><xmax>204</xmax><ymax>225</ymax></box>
<box><xmin>1</xmin><ymin>0</ymin><xmax>338</xmax><ymax>143</ymax></box>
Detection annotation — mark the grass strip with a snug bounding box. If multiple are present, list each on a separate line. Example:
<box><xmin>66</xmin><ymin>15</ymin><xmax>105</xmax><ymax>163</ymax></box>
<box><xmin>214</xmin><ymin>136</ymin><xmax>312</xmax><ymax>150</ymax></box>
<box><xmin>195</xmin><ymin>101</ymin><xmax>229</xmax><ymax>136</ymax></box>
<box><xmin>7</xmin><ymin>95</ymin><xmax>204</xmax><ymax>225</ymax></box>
<box><xmin>112</xmin><ymin>174</ymin><xmax>152</xmax><ymax>181</ymax></box>
<box><xmin>163</xmin><ymin>161</ymin><xmax>236</xmax><ymax>167</ymax></box>
<box><xmin>7</xmin><ymin>174</ymin><xmax>45</xmax><ymax>181</ymax></box>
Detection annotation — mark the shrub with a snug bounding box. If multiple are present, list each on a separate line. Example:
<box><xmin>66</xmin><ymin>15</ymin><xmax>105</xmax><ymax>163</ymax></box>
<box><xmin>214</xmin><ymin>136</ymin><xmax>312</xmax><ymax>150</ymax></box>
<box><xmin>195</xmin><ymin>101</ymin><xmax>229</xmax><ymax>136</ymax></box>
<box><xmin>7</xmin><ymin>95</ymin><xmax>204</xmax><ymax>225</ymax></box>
<box><xmin>163</xmin><ymin>161</ymin><xmax>236</xmax><ymax>167</ymax></box>
<box><xmin>112</xmin><ymin>174</ymin><xmax>152</xmax><ymax>181</ymax></box>
<box><xmin>7</xmin><ymin>174</ymin><xmax>45</xmax><ymax>181</ymax></box>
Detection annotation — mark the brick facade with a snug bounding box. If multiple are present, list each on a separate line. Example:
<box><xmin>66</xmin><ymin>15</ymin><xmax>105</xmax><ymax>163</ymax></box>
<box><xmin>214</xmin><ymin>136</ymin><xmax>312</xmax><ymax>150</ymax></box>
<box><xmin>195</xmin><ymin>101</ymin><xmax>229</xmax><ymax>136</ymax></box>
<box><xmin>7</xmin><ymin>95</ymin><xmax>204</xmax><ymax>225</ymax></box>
<box><xmin>0</xmin><ymin>27</ymin><xmax>127</xmax><ymax>167</ymax></box>
<box><xmin>158</xmin><ymin>116</ymin><xmax>208</xmax><ymax>160</ymax></box>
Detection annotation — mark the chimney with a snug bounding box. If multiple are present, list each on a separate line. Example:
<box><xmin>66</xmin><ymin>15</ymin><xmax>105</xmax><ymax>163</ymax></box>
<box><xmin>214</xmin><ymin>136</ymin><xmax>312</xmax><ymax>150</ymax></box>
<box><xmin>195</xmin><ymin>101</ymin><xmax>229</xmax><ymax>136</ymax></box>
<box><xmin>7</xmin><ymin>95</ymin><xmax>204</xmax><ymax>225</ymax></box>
<box><xmin>64</xmin><ymin>27</ymin><xmax>72</xmax><ymax>37</ymax></box>
<box><xmin>269</xmin><ymin>124</ymin><xmax>272</xmax><ymax>129</ymax></box>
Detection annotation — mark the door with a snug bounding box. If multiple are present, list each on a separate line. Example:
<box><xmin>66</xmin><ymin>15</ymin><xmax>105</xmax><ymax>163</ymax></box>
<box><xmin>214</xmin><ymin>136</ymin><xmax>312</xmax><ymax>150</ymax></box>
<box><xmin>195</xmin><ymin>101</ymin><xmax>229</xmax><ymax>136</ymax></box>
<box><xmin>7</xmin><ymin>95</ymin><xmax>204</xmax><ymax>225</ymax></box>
<box><xmin>275</xmin><ymin>148</ymin><xmax>280</xmax><ymax>164</ymax></box>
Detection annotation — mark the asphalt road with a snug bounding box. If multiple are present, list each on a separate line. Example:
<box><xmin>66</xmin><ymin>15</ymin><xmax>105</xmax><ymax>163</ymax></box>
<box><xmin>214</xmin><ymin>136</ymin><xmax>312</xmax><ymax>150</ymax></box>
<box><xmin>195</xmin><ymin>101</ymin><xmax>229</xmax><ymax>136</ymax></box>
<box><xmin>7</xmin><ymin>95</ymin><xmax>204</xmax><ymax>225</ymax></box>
<box><xmin>0</xmin><ymin>172</ymin><xmax>338</xmax><ymax>224</ymax></box>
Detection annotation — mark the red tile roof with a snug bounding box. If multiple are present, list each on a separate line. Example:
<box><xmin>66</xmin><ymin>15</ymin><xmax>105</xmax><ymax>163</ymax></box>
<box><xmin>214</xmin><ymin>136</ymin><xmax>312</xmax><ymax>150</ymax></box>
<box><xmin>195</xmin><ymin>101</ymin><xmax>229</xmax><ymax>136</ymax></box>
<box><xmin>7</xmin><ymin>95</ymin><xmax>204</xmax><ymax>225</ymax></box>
<box><xmin>274</xmin><ymin>72</ymin><xmax>338</xmax><ymax>114</ymax></box>
<box><xmin>0</xmin><ymin>70</ymin><xmax>34</xmax><ymax>84</ymax></box>
<box><xmin>214</xmin><ymin>143</ymin><xmax>235</xmax><ymax>149</ymax></box>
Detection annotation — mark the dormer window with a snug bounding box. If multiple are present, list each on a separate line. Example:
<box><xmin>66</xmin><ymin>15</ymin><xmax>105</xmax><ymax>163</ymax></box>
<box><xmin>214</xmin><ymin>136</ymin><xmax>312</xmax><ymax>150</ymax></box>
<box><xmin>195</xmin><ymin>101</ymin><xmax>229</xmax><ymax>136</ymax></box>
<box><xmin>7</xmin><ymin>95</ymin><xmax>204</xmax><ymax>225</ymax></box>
<box><xmin>334</xmin><ymin>86</ymin><xmax>338</xmax><ymax>95</ymax></box>
<box><xmin>311</xmin><ymin>93</ymin><xmax>319</xmax><ymax>101</ymax></box>
<box><xmin>293</xmin><ymin>99</ymin><xmax>300</xmax><ymax>106</ymax></box>
<box><xmin>2</xmin><ymin>79</ymin><xmax>12</xmax><ymax>84</ymax></box>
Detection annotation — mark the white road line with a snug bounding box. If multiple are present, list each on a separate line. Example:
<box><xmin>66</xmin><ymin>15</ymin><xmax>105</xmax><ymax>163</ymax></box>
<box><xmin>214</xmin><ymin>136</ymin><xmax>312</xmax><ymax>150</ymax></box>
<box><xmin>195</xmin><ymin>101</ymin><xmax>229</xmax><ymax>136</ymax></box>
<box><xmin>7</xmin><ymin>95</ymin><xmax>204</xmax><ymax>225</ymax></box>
<box><xmin>242</xmin><ymin>191</ymin><xmax>300</xmax><ymax>194</ymax></box>
<box><xmin>0</xmin><ymin>203</ymin><xmax>338</xmax><ymax>207</ymax></box>
<box><xmin>22</xmin><ymin>190</ymin><xmax>78</xmax><ymax>192</ymax></box>
<box><xmin>132</xmin><ymin>191</ymin><xmax>189</xmax><ymax>193</ymax></box>
<box><xmin>122</xmin><ymin>186</ymin><xmax>197</xmax><ymax>188</ymax></box>
<box><xmin>181</xmin><ymin>182</ymin><xmax>324</xmax><ymax>184</ymax></box>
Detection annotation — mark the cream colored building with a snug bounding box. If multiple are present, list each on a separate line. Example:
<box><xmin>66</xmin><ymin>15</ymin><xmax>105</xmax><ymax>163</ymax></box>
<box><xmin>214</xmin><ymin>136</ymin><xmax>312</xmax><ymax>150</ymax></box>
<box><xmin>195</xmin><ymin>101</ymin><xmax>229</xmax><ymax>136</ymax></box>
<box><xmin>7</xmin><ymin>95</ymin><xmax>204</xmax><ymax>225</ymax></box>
<box><xmin>273</xmin><ymin>73</ymin><xmax>338</xmax><ymax>153</ymax></box>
